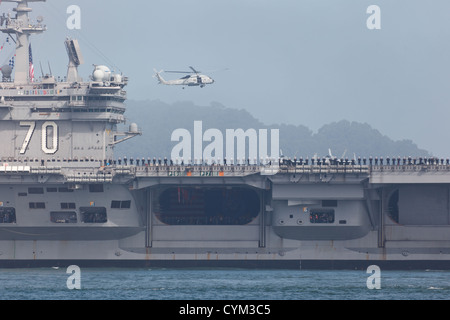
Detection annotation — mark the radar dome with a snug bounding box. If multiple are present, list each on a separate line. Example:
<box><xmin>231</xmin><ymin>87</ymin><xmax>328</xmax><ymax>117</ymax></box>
<box><xmin>129</xmin><ymin>123</ymin><xmax>139</xmax><ymax>133</ymax></box>
<box><xmin>113</xmin><ymin>74</ymin><xmax>122</xmax><ymax>83</ymax></box>
<box><xmin>92</xmin><ymin>65</ymin><xmax>111</xmax><ymax>82</ymax></box>
<box><xmin>1</xmin><ymin>65</ymin><xmax>13</xmax><ymax>78</ymax></box>
<box><xmin>93</xmin><ymin>69</ymin><xmax>104</xmax><ymax>82</ymax></box>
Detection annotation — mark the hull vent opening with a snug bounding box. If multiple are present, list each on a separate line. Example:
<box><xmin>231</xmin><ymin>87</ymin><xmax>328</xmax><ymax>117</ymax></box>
<box><xmin>156</xmin><ymin>187</ymin><xmax>260</xmax><ymax>225</ymax></box>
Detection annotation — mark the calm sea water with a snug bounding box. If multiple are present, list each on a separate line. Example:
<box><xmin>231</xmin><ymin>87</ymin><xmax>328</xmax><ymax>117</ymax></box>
<box><xmin>0</xmin><ymin>268</ymin><xmax>448</xmax><ymax>300</ymax></box>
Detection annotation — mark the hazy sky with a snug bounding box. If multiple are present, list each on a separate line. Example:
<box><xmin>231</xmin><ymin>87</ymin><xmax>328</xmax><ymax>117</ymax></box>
<box><xmin>2</xmin><ymin>0</ymin><xmax>450</xmax><ymax>157</ymax></box>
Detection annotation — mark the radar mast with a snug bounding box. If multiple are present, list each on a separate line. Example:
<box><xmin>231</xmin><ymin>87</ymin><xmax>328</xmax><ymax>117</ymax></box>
<box><xmin>0</xmin><ymin>0</ymin><xmax>46</xmax><ymax>84</ymax></box>
<box><xmin>65</xmin><ymin>38</ymin><xmax>84</xmax><ymax>83</ymax></box>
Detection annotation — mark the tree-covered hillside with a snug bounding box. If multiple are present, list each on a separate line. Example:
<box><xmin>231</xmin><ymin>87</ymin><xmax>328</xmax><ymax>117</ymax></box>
<box><xmin>115</xmin><ymin>100</ymin><xmax>430</xmax><ymax>161</ymax></box>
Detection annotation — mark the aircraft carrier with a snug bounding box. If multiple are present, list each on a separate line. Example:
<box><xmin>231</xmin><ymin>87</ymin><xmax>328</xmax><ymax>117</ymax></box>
<box><xmin>0</xmin><ymin>0</ymin><xmax>449</xmax><ymax>269</ymax></box>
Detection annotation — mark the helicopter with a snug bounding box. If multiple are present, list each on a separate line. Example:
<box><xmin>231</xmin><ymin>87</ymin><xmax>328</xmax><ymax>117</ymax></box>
<box><xmin>153</xmin><ymin>66</ymin><xmax>215</xmax><ymax>89</ymax></box>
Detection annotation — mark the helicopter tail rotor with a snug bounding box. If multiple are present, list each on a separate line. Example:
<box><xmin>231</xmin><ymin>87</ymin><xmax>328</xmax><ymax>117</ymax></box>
<box><xmin>153</xmin><ymin>69</ymin><xmax>167</xmax><ymax>84</ymax></box>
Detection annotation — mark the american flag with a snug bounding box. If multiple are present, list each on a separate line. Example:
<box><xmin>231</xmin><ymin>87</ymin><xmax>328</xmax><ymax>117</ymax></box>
<box><xmin>29</xmin><ymin>43</ymin><xmax>34</xmax><ymax>82</ymax></box>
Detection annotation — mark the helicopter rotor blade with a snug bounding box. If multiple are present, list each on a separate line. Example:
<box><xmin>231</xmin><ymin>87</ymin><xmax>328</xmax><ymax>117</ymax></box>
<box><xmin>162</xmin><ymin>66</ymin><xmax>228</xmax><ymax>74</ymax></box>
<box><xmin>162</xmin><ymin>66</ymin><xmax>228</xmax><ymax>75</ymax></box>
<box><xmin>202</xmin><ymin>67</ymin><xmax>230</xmax><ymax>73</ymax></box>
<box><xmin>164</xmin><ymin>70</ymin><xmax>193</xmax><ymax>74</ymax></box>
<box><xmin>189</xmin><ymin>66</ymin><xmax>200</xmax><ymax>74</ymax></box>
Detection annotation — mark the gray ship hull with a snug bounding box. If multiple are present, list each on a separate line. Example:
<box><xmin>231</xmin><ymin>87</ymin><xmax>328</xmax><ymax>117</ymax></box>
<box><xmin>0</xmin><ymin>163</ymin><xmax>449</xmax><ymax>269</ymax></box>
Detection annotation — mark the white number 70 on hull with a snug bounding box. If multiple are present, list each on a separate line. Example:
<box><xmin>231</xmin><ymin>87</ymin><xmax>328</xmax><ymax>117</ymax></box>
<box><xmin>19</xmin><ymin>121</ymin><xmax>58</xmax><ymax>155</ymax></box>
